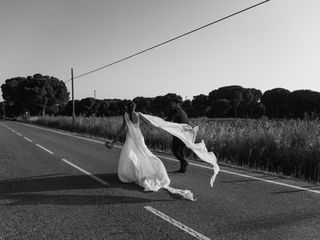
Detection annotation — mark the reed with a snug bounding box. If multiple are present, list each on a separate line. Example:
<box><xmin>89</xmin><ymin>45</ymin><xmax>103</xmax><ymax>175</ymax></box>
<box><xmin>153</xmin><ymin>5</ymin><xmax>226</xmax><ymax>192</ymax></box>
<box><xmin>29</xmin><ymin>115</ymin><xmax>320</xmax><ymax>182</ymax></box>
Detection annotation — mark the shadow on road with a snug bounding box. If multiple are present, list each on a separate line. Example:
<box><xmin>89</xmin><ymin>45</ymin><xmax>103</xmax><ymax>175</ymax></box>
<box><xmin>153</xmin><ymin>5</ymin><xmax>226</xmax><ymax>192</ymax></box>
<box><xmin>0</xmin><ymin>173</ymin><xmax>136</xmax><ymax>194</ymax></box>
<box><xmin>0</xmin><ymin>193</ymin><xmax>171</xmax><ymax>206</ymax></box>
<box><xmin>219</xmin><ymin>174</ymin><xmax>320</xmax><ymax>194</ymax></box>
<box><xmin>0</xmin><ymin>173</ymin><xmax>173</xmax><ymax>206</ymax></box>
<box><xmin>215</xmin><ymin>210</ymin><xmax>320</xmax><ymax>237</ymax></box>
<box><xmin>272</xmin><ymin>185</ymin><xmax>320</xmax><ymax>194</ymax></box>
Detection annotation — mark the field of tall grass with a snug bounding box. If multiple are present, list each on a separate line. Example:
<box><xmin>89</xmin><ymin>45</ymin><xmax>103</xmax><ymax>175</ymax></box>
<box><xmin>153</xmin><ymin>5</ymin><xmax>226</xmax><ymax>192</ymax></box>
<box><xmin>28</xmin><ymin>115</ymin><xmax>320</xmax><ymax>182</ymax></box>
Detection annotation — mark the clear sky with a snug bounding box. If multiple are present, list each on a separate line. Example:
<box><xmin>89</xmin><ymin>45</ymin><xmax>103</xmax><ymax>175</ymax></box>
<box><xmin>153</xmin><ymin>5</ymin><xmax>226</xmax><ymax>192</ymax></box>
<box><xmin>1</xmin><ymin>0</ymin><xmax>320</xmax><ymax>101</ymax></box>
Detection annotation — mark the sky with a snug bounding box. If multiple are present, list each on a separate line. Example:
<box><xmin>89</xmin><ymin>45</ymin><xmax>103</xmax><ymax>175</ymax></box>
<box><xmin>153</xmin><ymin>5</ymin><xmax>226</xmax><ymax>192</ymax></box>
<box><xmin>1</xmin><ymin>0</ymin><xmax>320</xmax><ymax>101</ymax></box>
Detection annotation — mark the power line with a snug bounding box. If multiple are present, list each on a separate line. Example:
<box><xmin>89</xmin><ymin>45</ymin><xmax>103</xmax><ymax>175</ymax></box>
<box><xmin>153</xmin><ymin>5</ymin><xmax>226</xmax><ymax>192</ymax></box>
<box><xmin>65</xmin><ymin>0</ymin><xmax>270</xmax><ymax>83</ymax></box>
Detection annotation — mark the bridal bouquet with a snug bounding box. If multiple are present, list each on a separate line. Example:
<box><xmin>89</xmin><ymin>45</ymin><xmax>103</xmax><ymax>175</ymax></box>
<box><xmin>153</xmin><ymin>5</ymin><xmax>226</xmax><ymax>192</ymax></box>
<box><xmin>104</xmin><ymin>139</ymin><xmax>114</xmax><ymax>148</ymax></box>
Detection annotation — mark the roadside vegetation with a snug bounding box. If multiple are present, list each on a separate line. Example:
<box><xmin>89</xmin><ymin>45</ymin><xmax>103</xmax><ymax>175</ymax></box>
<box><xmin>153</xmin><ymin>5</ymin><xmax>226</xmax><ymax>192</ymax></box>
<box><xmin>2</xmin><ymin>75</ymin><xmax>320</xmax><ymax>182</ymax></box>
<box><xmin>28</xmin><ymin>115</ymin><xmax>320</xmax><ymax>183</ymax></box>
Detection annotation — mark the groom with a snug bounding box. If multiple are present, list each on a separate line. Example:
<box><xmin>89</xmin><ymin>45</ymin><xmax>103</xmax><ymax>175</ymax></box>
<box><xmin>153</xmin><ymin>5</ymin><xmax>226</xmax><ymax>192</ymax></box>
<box><xmin>167</xmin><ymin>97</ymin><xmax>189</xmax><ymax>173</ymax></box>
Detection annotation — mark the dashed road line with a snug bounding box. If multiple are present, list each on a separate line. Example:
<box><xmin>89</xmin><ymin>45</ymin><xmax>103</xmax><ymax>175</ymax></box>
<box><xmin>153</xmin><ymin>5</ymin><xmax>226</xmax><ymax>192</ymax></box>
<box><xmin>1</xmin><ymin>122</ymin><xmax>109</xmax><ymax>188</ymax></box>
<box><xmin>24</xmin><ymin>137</ymin><xmax>33</xmax><ymax>142</ymax></box>
<box><xmin>14</xmin><ymin>123</ymin><xmax>103</xmax><ymax>144</ymax></box>
<box><xmin>61</xmin><ymin>158</ymin><xmax>109</xmax><ymax>187</ymax></box>
<box><xmin>35</xmin><ymin>144</ymin><xmax>54</xmax><ymax>155</ymax></box>
<box><xmin>144</xmin><ymin>206</ymin><xmax>211</xmax><ymax>240</ymax></box>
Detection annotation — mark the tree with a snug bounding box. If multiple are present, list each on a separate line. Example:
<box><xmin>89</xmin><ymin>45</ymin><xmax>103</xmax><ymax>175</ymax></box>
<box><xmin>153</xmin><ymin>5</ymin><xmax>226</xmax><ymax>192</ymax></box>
<box><xmin>251</xmin><ymin>102</ymin><xmax>266</xmax><ymax>118</ymax></box>
<box><xmin>209</xmin><ymin>85</ymin><xmax>244</xmax><ymax>117</ymax></box>
<box><xmin>133</xmin><ymin>96</ymin><xmax>153</xmax><ymax>113</ymax></box>
<box><xmin>78</xmin><ymin>98</ymin><xmax>96</xmax><ymax>116</ymax></box>
<box><xmin>242</xmin><ymin>88</ymin><xmax>263</xmax><ymax>118</ymax></box>
<box><xmin>150</xmin><ymin>93</ymin><xmax>183</xmax><ymax>117</ymax></box>
<box><xmin>209</xmin><ymin>86</ymin><xmax>245</xmax><ymax>117</ymax></box>
<box><xmin>0</xmin><ymin>102</ymin><xmax>4</xmax><ymax>118</ymax></box>
<box><xmin>288</xmin><ymin>90</ymin><xmax>320</xmax><ymax>118</ymax></box>
<box><xmin>97</xmin><ymin>99</ymin><xmax>111</xmax><ymax>117</ymax></box>
<box><xmin>1</xmin><ymin>77</ymin><xmax>25</xmax><ymax>116</ymax></box>
<box><xmin>182</xmin><ymin>99</ymin><xmax>195</xmax><ymax>117</ymax></box>
<box><xmin>208</xmin><ymin>86</ymin><xmax>263</xmax><ymax>118</ymax></box>
<box><xmin>191</xmin><ymin>94</ymin><xmax>209</xmax><ymax>117</ymax></box>
<box><xmin>104</xmin><ymin>99</ymin><xmax>129</xmax><ymax>116</ymax></box>
<box><xmin>261</xmin><ymin>88</ymin><xmax>291</xmax><ymax>118</ymax></box>
<box><xmin>206</xmin><ymin>99</ymin><xmax>231</xmax><ymax>118</ymax></box>
<box><xmin>1</xmin><ymin>74</ymin><xmax>69</xmax><ymax>116</ymax></box>
<box><xmin>45</xmin><ymin>76</ymin><xmax>70</xmax><ymax>115</ymax></box>
<box><xmin>22</xmin><ymin>75</ymin><xmax>49</xmax><ymax>116</ymax></box>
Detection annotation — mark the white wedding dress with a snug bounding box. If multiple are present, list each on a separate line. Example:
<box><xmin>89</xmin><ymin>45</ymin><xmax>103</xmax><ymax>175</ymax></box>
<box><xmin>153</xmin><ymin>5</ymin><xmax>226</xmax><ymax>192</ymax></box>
<box><xmin>118</xmin><ymin>113</ymin><xmax>195</xmax><ymax>201</ymax></box>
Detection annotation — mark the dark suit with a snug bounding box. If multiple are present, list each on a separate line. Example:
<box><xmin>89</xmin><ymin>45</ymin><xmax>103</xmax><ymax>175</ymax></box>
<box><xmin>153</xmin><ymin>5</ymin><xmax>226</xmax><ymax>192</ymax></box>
<box><xmin>167</xmin><ymin>106</ymin><xmax>189</xmax><ymax>171</ymax></box>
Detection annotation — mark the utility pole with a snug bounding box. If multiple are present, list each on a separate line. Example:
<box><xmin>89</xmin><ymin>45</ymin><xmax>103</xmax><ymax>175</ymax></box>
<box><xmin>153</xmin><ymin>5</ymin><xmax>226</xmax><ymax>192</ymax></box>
<box><xmin>71</xmin><ymin>68</ymin><xmax>75</xmax><ymax>124</ymax></box>
<box><xmin>94</xmin><ymin>90</ymin><xmax>96</xmax><ymax>99</ymax></box>
<box><xmin>2</xmin><ymin>101</ymin><xmax>5</xmax><ymax>119</ymax></box>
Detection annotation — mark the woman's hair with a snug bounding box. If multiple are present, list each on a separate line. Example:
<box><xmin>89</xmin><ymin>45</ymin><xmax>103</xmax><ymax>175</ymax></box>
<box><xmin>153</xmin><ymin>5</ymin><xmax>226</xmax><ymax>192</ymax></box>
<box><xmin>125</xmin><ymin>101</ymin><xmax>136</xmax><ymax>121</ymax></box>
<box><xmin>126</xmin><ymin>101</ymin><xmax>136</xmax><ymax>113</ymax></box>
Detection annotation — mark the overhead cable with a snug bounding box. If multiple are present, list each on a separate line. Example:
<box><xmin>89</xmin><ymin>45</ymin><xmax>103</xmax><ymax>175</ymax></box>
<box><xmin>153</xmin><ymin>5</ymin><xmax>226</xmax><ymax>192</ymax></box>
<box><xmin>65</xmin><ymin>0</ymin><xmax>270</xmax><ymax>83</ymax></box>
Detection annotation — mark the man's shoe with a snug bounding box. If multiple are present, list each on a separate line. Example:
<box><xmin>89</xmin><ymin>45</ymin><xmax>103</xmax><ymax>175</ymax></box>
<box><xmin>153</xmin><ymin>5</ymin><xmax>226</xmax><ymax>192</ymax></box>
<box><xmin>173</xmin><ymin>162</ymin><xmax>188</xmax><ymax>173</ymax></box>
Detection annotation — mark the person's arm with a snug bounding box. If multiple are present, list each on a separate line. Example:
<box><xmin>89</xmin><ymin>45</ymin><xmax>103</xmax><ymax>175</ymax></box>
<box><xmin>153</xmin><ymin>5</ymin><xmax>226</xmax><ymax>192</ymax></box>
<box><xmin>165</xmin><ymin>109</ymin><xmax>175</xmax><ymax>122</ymax></box>
<box><xmin>164</xmin><ymin>116</ymin><xmax>171</xmax><ymax>121</ymax></box>
<box><xmin>137</xmin><ymin>112</ymin><xmax>146</xmax><ymax>124</ymax></box>
<box><xmin>177</xmin><ymin>107</ymin><xmax>189</xmax><ymax>124</ymax></box>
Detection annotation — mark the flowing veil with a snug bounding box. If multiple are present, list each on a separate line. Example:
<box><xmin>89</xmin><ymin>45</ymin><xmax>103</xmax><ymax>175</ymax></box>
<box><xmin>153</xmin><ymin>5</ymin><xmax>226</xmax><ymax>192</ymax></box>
<box><xmin>140</xmin><ymin>113</ymin><xmax>220</xmax><ymax>187</ymax></box>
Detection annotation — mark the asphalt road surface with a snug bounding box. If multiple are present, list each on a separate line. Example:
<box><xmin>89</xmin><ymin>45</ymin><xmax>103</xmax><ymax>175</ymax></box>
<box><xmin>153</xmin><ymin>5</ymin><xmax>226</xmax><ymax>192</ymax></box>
<box><xmin>0</xmin><ymin>120</ymin><xmax>319</xmax><ymax>240</ymax></box>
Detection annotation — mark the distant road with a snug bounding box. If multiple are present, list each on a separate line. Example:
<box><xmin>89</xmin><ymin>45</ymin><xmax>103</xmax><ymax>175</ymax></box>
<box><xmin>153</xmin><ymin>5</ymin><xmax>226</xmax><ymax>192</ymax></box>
<box><xmin>0</xmin><ymin>120</ymin><xmax>319</xmax><ymax>240</ymax></box>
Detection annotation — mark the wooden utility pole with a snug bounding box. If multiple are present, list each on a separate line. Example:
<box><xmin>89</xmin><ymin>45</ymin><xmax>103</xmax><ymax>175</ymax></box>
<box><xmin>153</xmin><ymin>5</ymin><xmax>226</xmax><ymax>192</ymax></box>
<box><xmin>2</xmin><ymin>101</ymin><xmax>5</xmax><ymax>119</ymax></box>
<box><xmin>71</xmin><ymin>68</ymin><xmax>75</xmax><ymax>124</ymax></box>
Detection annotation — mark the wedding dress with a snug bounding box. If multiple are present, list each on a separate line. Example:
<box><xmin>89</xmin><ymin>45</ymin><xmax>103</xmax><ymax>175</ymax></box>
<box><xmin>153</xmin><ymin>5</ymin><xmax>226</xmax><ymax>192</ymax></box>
<box><xmin>118</xmin><ymin>112</ymin><xmax>195</xmax><ymax>201</ymax></box>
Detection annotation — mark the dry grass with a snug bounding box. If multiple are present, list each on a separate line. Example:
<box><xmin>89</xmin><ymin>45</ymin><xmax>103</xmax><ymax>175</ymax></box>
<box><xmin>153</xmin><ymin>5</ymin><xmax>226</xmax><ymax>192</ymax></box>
<box><xmin>29</xmin><ymin>115</ymin><xmax>320</xmax><ymax>182</ymax></box>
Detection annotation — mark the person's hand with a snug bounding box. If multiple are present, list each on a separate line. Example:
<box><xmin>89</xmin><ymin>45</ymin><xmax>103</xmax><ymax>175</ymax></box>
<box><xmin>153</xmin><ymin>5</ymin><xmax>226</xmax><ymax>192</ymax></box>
<box><xmin>105</xmin><ymin>139</ymin><xmax>114</xmax><ymax>148</ymax></box>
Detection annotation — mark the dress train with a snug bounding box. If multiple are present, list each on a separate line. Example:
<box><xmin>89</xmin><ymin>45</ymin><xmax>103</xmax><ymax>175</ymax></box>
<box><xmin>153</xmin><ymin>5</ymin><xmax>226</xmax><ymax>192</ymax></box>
<box><xmin>118</xmin><ymin>113</ymin><xmax>195</xmax><ymax>201</ymax></box>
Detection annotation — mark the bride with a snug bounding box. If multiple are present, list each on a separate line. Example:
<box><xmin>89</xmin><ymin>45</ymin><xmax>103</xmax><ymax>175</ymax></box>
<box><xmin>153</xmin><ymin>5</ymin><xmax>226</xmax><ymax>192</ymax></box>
<box><xmin>105</xmin><ymin>101</ymin><xmax>195</xmax><ymax>200</ymax></box>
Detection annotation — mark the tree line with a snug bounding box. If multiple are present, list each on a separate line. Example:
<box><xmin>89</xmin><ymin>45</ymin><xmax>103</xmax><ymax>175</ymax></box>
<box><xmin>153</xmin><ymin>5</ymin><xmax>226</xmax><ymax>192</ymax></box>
<box><xmin>1</xmin><ymin>74</ymin><xmax>69</xmax><ymax>117</ymax></box>
<box><xmin>1</xmin><ymin>74</ymin><xmax>320</xmax><ymax>119</ymax></box>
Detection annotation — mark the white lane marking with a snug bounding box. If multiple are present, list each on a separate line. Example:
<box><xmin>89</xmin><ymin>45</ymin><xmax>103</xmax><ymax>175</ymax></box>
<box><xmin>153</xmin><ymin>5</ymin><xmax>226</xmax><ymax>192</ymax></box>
<box><xmin>16</xmin><ymin>123</ymin><xmax>104</xmax><ymax>144</ymax></box>
<box><xmin>61</xmin><ymin>158</ymin><xmax>109</xmax><ymax>187</ymax></box>
<box><xmin>16</xmin><ymin>132</ymin><xmax>22</xmax><ymax>136</ymax></box>
<box><xmin>13</xmin><ymin>122</ymin><xmax>320</xmax><ymax>195</ymax></box>
<box><xmin>144</xmin><ymin>206</ymin><xmax>211</xmax><ymax>240</ymax></box>
<box><xmin>0</xmin><ymin>122</ymin><xmax>12</xmax><ymax>131</ymax></box>
<box><xmin>24</xmin><ymin>137</ymin><xmax>33</xmax><ymax>142</ymax></box>
<box><xmin>35</xmin><ymin>144</ymin><xmax>54</xmax><ymax>155</ymax></box>
<box><xmin>221</xmin><ymin>169</ymin><xmax>320</xmax><ymax>194</ymax></box>
<box><xmin>160</xmin><ymin>156</ymin><xmax>320</xmax><ymax>194</ymax></box>
<box><xmin>1</xmin><ymin>122</ymin><xmax>109</xmax><ymax>188</ymax></box>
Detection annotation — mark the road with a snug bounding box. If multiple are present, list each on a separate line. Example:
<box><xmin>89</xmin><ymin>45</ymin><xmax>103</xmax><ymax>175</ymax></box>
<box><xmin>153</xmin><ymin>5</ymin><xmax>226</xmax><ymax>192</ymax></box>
<box><xmin>0</xmin><ymin>120</ymin><xmax>319</xmax><ymax>240</ymax></box>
